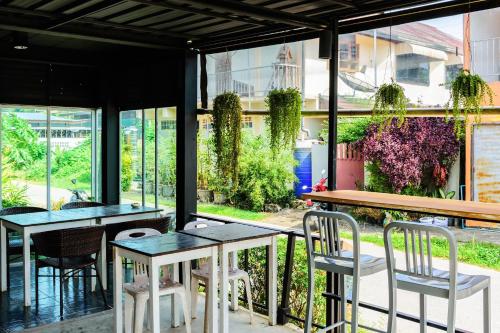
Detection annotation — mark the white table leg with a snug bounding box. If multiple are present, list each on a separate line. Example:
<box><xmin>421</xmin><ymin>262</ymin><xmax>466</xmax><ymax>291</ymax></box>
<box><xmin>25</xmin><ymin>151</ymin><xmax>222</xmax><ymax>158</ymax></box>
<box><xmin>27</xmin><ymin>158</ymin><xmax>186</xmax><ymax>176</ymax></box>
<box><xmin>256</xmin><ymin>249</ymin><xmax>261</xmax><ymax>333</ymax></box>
<box><xmin>208</xmin><ymin>246</ymin><xmax>219</xmax><ymax>333</ymax></box>
<box><xmin>171</xmin><ymin>263</ymin><xmax>180</xmax><ymax>327</ymax></box>
<box><xmin>230</xmin><ymin>251</ymin><xmax>239</xmax><ymax>311</ymax></box>
<box><xmin>219</xmin><ymin>245</ymin><xmax>229</xmax><ymax>333</ymax></box>
<box><xmin>149</xmin><ymin>258</ymin><xmax>161</xmax><ymax>333</ymax></box>
<box><xmin>113</xmin><ymin>248</ymin><xmax>123</xmax><ymax>333</ymax></box>
<box><xmin>182</xmin><ymin>261</ymin><xmax>192</xmax><ymax>324</ymax></box>
<box><xmin>23</xmin><ymin>229</ymin><xmax>31</xmax><ymax>307</ymax></box>
<box><xmin>268</xmin><ymin>236</ymin><xmax>277</xmax><ymax>325</ymax></box>
<box><xmin>100</xmin><ymin>232</ymin><xmax>107</xmax><ymax>290</ymax></box>
<box><xmin>0</xmin><ymin>222</ymin><xmax>7</xmax><ymax>292</ymax></box>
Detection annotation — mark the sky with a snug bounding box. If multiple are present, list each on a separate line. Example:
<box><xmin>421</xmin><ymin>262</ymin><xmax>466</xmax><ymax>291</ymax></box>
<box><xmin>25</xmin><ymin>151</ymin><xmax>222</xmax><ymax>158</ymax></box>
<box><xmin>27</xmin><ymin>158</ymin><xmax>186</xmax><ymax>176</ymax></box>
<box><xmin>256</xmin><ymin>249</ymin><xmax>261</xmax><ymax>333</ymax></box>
<box><xmin>421</xmin><ymin>15</ymin><xmax>463</xmax><ymax>40</ymax></box>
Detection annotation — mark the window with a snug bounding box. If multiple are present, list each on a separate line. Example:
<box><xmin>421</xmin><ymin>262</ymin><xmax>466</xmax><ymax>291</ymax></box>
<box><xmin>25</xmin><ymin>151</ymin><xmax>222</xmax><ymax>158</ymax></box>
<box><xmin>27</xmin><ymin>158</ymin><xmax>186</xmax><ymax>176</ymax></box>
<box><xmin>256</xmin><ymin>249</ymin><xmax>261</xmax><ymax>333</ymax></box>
<box><xmin>161</xmin><ymin>120</ymin><xmax>176</xmax><ymax>130</ymax></box>
<box><xmin>242</xmin><ymin>116</ymin><xmax>253</xmax><ymax>129</ymax></box>
<box><xmin>396</xmin><ymin>54</ymin><xmax>430</xmax><ymax>86</ymax></box>
<box><xmin>445</xmin><ymin>64</ymin><xmax>463</xmax><ymax>87</ymax></box>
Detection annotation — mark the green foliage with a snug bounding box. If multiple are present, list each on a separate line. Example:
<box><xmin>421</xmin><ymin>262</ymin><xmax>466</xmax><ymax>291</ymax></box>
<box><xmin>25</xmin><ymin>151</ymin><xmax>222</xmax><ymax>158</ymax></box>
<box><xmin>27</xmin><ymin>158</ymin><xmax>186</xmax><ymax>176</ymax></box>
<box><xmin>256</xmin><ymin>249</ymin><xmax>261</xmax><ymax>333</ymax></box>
<box><xmin>1</xmin><ymin>166</ymin><xmax>28</xmax><ymax>208</ymax></box>
<box><xmin>212</xmin><ymin>92</ymin><xmax>242</xmax><ymax>188</ymax></box>
<box><xmin>50</xmin><ymin>139</ymin><xmax>92</xmax><ymax>184</ymax></box>
<box><xmin>1</xmin><ymin>113</ymin><xmax>45</xmax><ymax>170</ymax></box>
<box><xmin>265</xmin><ymin>88</ymin><xmax>302</xmax><ymax>155</ymax></box>
<box><xmin>319</xmin><ymin>117</ymin><xmax>372</xmax><ymax>143</ymax></box>
<box><xmin>121</xmin><ymin>144</ymin><xmax>133</xmax><ymax>192</ymax></box>
<box><xmin>232</xmin><ymin>134</ymin><xmax>296</xmax><ymax>211</ymax></box>
<box><xmin>371</xmin><ymin>80</ymin><xmax>408</xmax><ymax>129</ymax></box>
<box><xmin>447</xmin><ymin>69</ymin><xmax>494</xmax><ymax>134</ymax></box>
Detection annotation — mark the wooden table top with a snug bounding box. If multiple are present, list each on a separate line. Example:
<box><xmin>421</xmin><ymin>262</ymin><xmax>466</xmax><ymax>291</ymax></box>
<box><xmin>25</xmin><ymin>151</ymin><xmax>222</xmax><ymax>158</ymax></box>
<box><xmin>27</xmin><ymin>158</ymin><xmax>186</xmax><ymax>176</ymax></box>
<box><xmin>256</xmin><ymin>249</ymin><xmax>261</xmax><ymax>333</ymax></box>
<box><xmin>180</xmin><ymin>223</ymin><xmax>280</xmax><ymax>243</ymax></box>
<box><xmin>110</xmin><ymin>232</ymin><xmax>220</xmax><ymax>257</ymax></box>
<box><xmin>303</xmin><ymin>190</ymin><xmax>500</xmax><ymax>223</ymax></box>
<box><xmin>0</xmin><ymin>204</ymin><xmax>161</xmax><ymax>227</ymax></box>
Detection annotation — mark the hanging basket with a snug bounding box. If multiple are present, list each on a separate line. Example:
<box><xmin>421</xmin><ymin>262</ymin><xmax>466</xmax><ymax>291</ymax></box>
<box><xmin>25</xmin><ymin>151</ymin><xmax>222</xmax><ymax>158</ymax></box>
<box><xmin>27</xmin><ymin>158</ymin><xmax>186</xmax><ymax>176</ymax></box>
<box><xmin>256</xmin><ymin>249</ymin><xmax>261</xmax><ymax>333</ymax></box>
<box><xmin>371</xmin><ymin>80</ymin><xmax>408</xmax><ymax>128</ymax></box>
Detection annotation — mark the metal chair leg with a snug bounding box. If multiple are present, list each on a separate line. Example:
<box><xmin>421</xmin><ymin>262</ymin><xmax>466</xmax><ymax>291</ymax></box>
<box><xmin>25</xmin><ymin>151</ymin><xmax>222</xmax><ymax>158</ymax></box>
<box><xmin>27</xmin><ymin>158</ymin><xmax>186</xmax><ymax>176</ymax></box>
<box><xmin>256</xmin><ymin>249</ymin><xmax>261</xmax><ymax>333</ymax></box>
<box><xmin>483</xmin><ymin>285</ymin><xmax>491</xmax><ymax>333</ymax></box>
<box><xmin>420</xmin><ymin>294</ymin><xmax>427</xmax><ymax>333</ymax></box>
<box><xmin>339</xmin><ymin>275</ymin><xmax>346</xmax><ymax>333</ymax></box>
<box><xmin>304</xmin><ymin>264</ymin><xmax>315</xmax><ymax>333</ymax></box>
<box><xmin>94</xmin><ymin>263</ymin><xmax>109</xmax><ymax>308</ymax></box>
<box><xmin>351</xmin><ymin>273</ymin><xmax>360</xmax><ymax>333</ymax></box>
<box><xmin>446</xmin><ymin>296</ymin><xmax>456</xmax><ymax>333</ymax></box>
<box><xmin>59</xmin><ymin>264</ymin><xmax>64</xmax><ymax>319</ymax></box>
<box><xmin>387</xmin><ymin>278</ymin><xmax>397</xmax><ymax>333</ymax></box>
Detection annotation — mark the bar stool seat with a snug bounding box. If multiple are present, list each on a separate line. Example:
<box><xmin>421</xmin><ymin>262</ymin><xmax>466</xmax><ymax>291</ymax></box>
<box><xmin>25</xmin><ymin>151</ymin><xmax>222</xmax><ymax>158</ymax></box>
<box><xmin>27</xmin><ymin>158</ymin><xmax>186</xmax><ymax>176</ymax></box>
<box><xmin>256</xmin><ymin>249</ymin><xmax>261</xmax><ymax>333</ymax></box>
<box><xmin>396</xmin><ymin>268</ymin><xmax>490</xmax><ymax>299</ymax></box>
<box><xmin>314</xmin><ymin>250</ymin><xmax>386</xmax><ymax>276</ymax></box>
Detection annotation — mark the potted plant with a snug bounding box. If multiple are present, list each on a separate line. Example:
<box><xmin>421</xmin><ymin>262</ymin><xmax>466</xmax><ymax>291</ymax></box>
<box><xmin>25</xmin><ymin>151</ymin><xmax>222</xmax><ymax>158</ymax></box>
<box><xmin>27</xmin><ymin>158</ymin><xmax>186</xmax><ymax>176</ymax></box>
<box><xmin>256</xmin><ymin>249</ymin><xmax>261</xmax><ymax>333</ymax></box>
<box><xmin>371</xmin><ymin>80</ymin><xmax>408</xmax><ymax>129</ymax></box>
<box><xmin>265</xmin><ymin>88</ymin><xmax>302</xmax><ymax>156</ymax></box>
<box><xmin>212</xmin><ymin>92</ymin><xmax>242</xmax><ymax>191</ymax></box>
<box><xmin>446</xmin><ymin>69</ymin><xmax>494</xmax><ymax>134</ymax></box>
<box><xmin>197</xmin><ymin>169</ymin><xmax>213</xmax><ymax>203</ymax></box>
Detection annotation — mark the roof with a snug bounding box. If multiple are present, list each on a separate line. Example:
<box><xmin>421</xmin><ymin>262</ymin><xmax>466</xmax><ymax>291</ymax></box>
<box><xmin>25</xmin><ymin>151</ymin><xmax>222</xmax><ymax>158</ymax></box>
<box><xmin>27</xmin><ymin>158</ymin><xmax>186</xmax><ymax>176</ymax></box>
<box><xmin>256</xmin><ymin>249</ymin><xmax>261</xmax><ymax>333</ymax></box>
<box><xmin>0</xmin><ymin>0</ymin><xmax>496</xmax><ymax>55</ymax></box>
<box><xmin>374</xmin><ymin>22</ymin><xmax>463</xmax><ymax>54</ymax></box>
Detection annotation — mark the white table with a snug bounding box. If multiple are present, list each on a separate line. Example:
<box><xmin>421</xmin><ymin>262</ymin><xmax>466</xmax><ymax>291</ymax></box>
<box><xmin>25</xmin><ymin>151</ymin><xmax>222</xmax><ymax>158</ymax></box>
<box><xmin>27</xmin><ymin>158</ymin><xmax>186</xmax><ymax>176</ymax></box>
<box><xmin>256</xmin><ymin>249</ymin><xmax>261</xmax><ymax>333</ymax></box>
<box><xmin>111</xmin><ymin>232</ymin><xmax>220</xmax><ymax>333</ymax></box>
<box><xmin>181</xmin><ymin>223</ymin><xmax>280</xmax><ymax>333</ymax></box>
<box><xmin>0</xmin><ymin>204</ymin><xmax>160</xmax><ymax>307</ymax></box>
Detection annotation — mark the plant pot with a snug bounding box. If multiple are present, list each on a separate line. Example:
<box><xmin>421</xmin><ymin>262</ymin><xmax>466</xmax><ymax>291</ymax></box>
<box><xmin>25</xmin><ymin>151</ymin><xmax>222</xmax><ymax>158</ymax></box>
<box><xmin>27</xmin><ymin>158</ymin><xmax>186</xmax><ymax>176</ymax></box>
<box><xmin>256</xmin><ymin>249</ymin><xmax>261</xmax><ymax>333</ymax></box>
<box><xmin>433</xmin><ymin>216</ymin><xmax>449</xmax><ymax>227</ymax></box>
<box><xmin>161</xmin><ymin>185</ymin><xmax>175</xmax><ymax>197</ymax></box>
<box><xmin>197</xmin><ymin>189</ymin><xmax>213</xmax><ymax>203</ymax></box>
<box><xmin>213</xmin><ymin>192</ymin><xmax>227</xmax><ymax>204</ymax></box>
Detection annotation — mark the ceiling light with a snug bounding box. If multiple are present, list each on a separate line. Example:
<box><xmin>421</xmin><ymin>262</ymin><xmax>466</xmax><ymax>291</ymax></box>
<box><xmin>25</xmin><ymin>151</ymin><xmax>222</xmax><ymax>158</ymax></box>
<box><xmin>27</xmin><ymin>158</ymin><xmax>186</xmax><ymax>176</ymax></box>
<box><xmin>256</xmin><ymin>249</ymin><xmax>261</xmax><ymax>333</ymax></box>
<box><xmin>13</xmin><ymin>32</ymin><xmax>29</xmax><ymax>50</ymax></box>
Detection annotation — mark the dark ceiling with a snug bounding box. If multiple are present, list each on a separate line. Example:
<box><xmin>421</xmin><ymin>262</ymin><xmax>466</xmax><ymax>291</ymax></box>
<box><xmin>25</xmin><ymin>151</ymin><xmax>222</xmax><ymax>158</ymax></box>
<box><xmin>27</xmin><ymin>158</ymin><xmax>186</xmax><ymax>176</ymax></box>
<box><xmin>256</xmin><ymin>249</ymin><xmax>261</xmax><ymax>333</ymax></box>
<box><xmin>0</xmin><ymin>0</ymin><xmax>498</xmax><ymax>55</ymax></box>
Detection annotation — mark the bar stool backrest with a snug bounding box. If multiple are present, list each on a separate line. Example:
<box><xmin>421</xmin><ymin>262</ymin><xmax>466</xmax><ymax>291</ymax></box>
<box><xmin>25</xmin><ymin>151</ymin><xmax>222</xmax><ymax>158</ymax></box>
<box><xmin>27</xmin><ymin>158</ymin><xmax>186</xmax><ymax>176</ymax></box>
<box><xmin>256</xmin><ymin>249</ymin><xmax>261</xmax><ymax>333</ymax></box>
<box><xmin>303</xmin><ymin>211</ymin><xmax>360</xmax><ymax>269</ymax></box>
<box><xmin>115</xmin><ymin>228</ymin><xmax>162</xmax><ymax>284</ymax></box>
<box><xmin>384</xmin><ymin>221</ymin><xmax>457</xmax><ymax>292</ymax></box>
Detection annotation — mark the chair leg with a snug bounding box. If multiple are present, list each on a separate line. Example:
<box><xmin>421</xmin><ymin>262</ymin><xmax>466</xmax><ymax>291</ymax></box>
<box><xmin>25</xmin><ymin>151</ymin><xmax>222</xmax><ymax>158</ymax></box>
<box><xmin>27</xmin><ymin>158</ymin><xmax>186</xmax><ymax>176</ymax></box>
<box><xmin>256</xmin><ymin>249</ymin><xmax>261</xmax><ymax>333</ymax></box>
<box><xmin>387</xmin><ymin>281</ymin><xmax>397</xmax><ymax>333</ymax></box>
<box><xmin>53</xmin><ymin>267</ymin><xmax>56</xmax><ymax>285</ymax></box>
<box><xmin>304</xmin><ymin>265</ymin><xmax>315</xmax><ymax>333</ymax></box>
<box><xmin>242</xmin><ymin>275</ymin><xmax>254</xmax><ymax>325</ymax></box>
<box><xmin>191</xmin><ymin>278</ymin><xmax>199</xmax><ymax>319</ymax></box>
<box><xmin>59</xmin><ymin>266</ymin><xmax>64</xmax><ymax>319</ymax></box>
<box><xmin>124</xmin><ymin>293</ymin><xmax>134</xmax><ymax>333</ymax></box>
<box><xmin>179</xmin><ymin>290</ymin><xmax>192</xmax><ymax>333</ymax></box>
<box><xmin>351</xmin><ymin>273</ymin><xmax>360</xmax><ymax>333</ymax></box>
<box><xmin>204</xmin><ymin>282</ymin><xmax>209</xmax><ymax>333</ymax></box>
<box><xmin>419</xmin><ymin>294</ymin><xmax>427</xmax><ymax>333</ymax></box>
<box><xmin>339</xmin><ymin>275</ymin><xmax>346</xmax><ymax>333</ymax></box>
<box><xmin>447</xmin><ymin>296</ymin><xmax>456</xmax><ymax>333</ymax></box>
<box><xmin>483</xmin><ymin>285</ymin><xmax>491</xmax><ymax>333</ymax></box>
<box><xmin>83</xmin><ymin>267</ymin><xmax>87</xmax><ymax>295</ymax></box>
<box><xmin>93</xmin><ymin>263</ymin><xmax>109</xmax><ymax>308</ymax></box>
<box><xmin>134</xmin><ymin>296</ymin><xmax>147</xmax><ymax>333</ymax></box>
<box><xmin>35</xmin><ymin>263</ymin><xmax>39</xmax><ymax>310</ymax></box>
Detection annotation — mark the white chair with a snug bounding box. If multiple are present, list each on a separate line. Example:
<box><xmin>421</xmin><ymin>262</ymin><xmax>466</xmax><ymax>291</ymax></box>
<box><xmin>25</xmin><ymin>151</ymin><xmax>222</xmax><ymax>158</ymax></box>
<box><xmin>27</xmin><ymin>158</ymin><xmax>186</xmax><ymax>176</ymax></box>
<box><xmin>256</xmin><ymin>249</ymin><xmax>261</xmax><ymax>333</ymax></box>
<box><xmin>384</xmin><ymin>221</ymin><xmax>491</xmax><ymax>333</ymax></box>
<box><xmin>116</xmin><ymin>228</ymin><xmax>191</xmax><ymax>333</ymax></box>
<box><xmin>303</xmin><ymin>211</ymin><xmax>386</xmax><ymax>333</ymax></box>
<box><xmin>184</xmin><ymin>219</ymin><xmax>254</xmax><ymax>333</ymax></box>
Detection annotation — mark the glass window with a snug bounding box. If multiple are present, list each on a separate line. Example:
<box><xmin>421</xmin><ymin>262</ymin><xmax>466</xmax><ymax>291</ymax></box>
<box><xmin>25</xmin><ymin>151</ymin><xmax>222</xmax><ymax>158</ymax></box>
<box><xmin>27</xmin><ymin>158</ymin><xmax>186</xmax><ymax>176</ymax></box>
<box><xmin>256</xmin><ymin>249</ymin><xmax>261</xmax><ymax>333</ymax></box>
<box><xmin>396</xmin><ymin>54</ymin><xmax>430</xmax><ymax>86</ymax></box>
<box><xmin>144</xmin><ymin>109</ymin><xmax>156</xmax><ymax>208</ymax></box>
<box><xmin>157</xmin><ymin>107</ymin><xmax>176</xmax><ymax>214</ymax></box>
<box><xmin>445</xmin><ymin>63</ymin><xmax>463</xmax><ymax>87</ymax></box>
<box><xmin>120</xmin><ymin>110</ymin><xmax>143</xmax><ymax>204</ymax></box>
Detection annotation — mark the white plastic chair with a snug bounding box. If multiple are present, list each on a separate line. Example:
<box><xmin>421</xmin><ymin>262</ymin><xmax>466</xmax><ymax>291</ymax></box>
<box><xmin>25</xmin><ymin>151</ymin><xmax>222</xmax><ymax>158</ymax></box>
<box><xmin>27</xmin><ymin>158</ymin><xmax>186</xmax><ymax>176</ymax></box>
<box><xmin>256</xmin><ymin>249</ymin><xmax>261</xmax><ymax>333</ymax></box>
<box><xmin>384</xmin><ymin>221</ymin><xmax>491</xmax><ymax>333</ymax></box>
<box><xmin>303</xmin><ymin>211</ymin><xmax>386</xmax><ymax>333</ymax></box>
<box><xmin>116</xmin><ymin>228</ymin><xmax>191</xmax><ymax>333</ymax></box>
<box><xmin>184</xmin><ymin>219</ymin><xmax>254</xmax><ymax>333</ymax></box>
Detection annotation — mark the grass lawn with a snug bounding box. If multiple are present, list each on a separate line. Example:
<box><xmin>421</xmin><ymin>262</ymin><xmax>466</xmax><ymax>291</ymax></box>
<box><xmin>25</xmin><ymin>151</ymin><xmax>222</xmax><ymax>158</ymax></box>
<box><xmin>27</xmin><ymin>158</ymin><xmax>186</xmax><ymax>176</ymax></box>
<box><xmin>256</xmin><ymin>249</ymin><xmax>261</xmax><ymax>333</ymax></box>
<box><xmin>341</xmin><ymin>231</ymin><xmax>500</xmax><ymax>271</ymax></box>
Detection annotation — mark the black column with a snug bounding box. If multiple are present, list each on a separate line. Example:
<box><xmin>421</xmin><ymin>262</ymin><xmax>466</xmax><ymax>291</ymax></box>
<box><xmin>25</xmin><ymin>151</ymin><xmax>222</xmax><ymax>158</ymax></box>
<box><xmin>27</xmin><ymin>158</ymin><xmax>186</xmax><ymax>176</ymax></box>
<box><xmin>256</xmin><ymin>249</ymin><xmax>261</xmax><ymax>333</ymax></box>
<box><xmin>326</xmin><ymin>18</ymin><xmax>339</xmax><ymax>333</ymax></box>
<box><xmin>176</xmin><ymin>51</ymin><xmax>198</xmax><ymax>230</ymax></box>
<box><xmin>100</xmin><ymin>68</ymin><xmax>120</xmax><ymax>205</ymax></box>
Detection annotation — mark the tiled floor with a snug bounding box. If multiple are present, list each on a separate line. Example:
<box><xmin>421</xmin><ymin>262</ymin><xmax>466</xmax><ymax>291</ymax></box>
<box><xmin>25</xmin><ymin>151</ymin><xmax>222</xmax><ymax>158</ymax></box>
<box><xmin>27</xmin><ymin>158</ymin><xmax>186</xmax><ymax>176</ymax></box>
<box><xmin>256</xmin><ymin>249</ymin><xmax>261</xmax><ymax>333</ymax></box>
<box><xmin>0</xmin><ymin>263</ymin><xmax>115</xmax><ymax>333</ymax></box>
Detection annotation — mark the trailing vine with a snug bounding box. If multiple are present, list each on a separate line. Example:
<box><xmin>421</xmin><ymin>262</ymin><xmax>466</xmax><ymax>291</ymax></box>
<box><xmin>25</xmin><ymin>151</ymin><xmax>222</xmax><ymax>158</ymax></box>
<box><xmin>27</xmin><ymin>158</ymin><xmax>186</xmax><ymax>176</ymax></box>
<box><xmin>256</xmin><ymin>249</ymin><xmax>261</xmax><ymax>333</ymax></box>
<box><xmin>211</xmin><ymin>92</ymin><xmax>242</xmax><ymax>189</ymax></box>
<box><xmin>371</xmin><ymin>79</ymin><xmax>408</xmax><ymax>129</ymax></box>
<box><xmin>265</xmin><ymin>88</ymin><xmax>302</xmax><ymax>155</ymax></box>
<box><xmin>446</xmin><ymin>69</ymin><xmax>494</xmax><ymax>134</ymax></box>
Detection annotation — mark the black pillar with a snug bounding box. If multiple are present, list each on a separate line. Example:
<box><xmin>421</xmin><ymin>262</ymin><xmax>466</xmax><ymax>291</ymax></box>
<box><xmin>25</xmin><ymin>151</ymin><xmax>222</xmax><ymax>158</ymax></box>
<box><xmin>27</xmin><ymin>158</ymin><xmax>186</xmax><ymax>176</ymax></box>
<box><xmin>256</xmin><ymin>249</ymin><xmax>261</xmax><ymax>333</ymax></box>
<box><xmin>101</xmin><ymin>69</ymin><xmax>120</xmax><ymax>205</ymax></box>
<box><xmin>326</xmin><ymin>18</ymin><xmax>339</xmax><ymax>333</ymax></box>
<box><xmin>176</xmin><ymin>50</ymin><xmax>198</xmax><ymax>230</ymax></box>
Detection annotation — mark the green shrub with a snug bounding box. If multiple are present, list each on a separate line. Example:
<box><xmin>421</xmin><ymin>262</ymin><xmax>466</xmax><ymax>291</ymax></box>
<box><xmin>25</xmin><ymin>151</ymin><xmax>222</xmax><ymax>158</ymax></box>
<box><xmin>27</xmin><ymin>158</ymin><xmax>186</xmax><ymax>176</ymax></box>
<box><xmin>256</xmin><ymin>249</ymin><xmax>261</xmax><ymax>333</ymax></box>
<box><xmin>319</xmin><ymin>117</ymin><xmax>373</xmax><ymax>143</ymax></box>
<box><xmin>232</xmin><ymin>134</ymin><xmax>296</xmax><ymax>211</ymax></box>
<box><xmin>1</xmin><ymin>166</ymin><xmax>28</xmax><ymax>208</ymax></box>
<box><xmin>121</xmin><ymin>144</ymin><xmax>133</xmax><ymax>192</ymax></box>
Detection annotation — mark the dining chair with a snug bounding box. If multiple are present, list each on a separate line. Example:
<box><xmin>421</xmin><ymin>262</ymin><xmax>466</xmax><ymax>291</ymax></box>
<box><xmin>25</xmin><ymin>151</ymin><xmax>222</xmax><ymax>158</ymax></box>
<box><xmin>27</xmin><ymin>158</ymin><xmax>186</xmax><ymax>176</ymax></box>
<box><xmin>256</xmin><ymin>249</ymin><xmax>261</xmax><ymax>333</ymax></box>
<box><xmin>0</xmin><ymin>206</ymin><xmax>48</xmax><ymax>287</ymax></box>
<box><xmin>31</xmin><ymin>225</ymin><xmax>108</xmax><ymax>319</ymax></box>
<box><xmin>116</xmin><ymin>228</ymin><xmax>191</xmax><ymax>333</ymax></box>
<box><xmin>184</xmin><ymin>219</ymin><xmax>254</xmax><ymax>333</ymax></box>
<box><xmin>303</xmin><ymin>211</ymin><xmax>386</xmax><ymax>333</ymax></box>
<box><xmin>60</xmin><ymin>201</ymin><xmax>105</xmax><ymax>210</ymax></box>
<box><xmin>384</xmin><ymin>221</ymin><xmax>491</xmax><ymax>333</ymax></box>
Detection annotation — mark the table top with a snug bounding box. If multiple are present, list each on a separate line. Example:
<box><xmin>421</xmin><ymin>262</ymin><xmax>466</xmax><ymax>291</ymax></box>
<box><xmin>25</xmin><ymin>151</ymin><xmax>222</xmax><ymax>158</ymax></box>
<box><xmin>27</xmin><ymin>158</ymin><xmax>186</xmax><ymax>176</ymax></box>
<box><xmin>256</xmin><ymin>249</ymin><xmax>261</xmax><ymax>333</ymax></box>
<box><xmin>303</xmin><ymin>190</ymin><xmax>500</xmax><ymax>223</ymax></box>
<box><xmin>0</xmin><ymin>204</ymin><xmax>161</xmax><ymax>227</ymax></box>
<box><xmin>180</xmin><ymin>223</ymin><xmax>280</xmax><ymax>243</ymax></box>
<box><xmin>110</xmin><ymin>232</ymin><xmax>220</xmax><ymax>257</ymax></box>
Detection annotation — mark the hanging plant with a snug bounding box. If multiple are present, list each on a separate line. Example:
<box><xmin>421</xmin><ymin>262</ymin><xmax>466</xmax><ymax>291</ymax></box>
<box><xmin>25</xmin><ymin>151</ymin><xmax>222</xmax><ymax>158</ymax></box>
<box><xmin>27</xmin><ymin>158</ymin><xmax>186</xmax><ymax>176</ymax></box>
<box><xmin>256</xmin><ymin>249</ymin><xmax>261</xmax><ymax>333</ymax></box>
<box><xmin>265</xmin><ymin>88</ymin><xmax>302</xmax><ymax>155</ymax></box>
<box><xmin>446</xmin><ymin>69</ymin><xmax>494</xmax><ymax>134</ymax></box>
<box><xmin>371</xmin><ymin>79</ymin><xmax>408</xmax><ymax>129</ymax></box>
<box><xmin>211</xmin><ymin>92</ymin><xmax>242</xmax><ymax>188</ymax></box>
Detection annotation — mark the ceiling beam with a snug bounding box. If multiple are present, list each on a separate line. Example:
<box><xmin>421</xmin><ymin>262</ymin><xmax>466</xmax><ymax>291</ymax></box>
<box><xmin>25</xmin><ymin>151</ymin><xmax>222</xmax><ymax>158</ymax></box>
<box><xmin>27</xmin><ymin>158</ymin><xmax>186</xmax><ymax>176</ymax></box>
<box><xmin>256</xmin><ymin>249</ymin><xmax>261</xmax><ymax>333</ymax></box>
<box><xmin>177</xmin><ymin>0</ymin><xmax>328</xmax><ymax>30</ymax></box>
<box><xmin>323</xmin><ymin>0</ymin><xmax>356</xmax><ymax>8</ymax></box>
<box><xmin>129</xmin><ymin>0</ymin><xmax>268</xmax><ymax>27</ymax></box>
<box><xmin>47</xmin><ymin>0</ymin><xmax>127</xmax><ymax>30</ymax></box>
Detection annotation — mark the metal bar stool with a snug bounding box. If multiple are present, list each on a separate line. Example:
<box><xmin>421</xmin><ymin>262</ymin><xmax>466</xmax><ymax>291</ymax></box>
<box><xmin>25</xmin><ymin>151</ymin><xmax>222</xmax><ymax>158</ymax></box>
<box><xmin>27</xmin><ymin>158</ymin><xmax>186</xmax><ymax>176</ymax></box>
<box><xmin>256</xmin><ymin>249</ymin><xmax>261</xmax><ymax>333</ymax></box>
<box><xmin>303</xmin><ymin>211</ymin><xmax>386</xmax><ymax>333</ymax></box>
<box><xmin>384</xmin><ymin>221</ymin><xmax>491</xmax><ymax>333</ymax></box>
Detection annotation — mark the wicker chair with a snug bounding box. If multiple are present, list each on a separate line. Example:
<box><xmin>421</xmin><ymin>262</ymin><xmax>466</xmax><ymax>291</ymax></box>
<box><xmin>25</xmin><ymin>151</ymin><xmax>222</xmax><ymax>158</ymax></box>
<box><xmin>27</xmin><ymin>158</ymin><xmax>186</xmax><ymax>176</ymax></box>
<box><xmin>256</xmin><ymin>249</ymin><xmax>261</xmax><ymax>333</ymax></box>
<box><xmin>31</xmin><ymin>225</ymin><xmax>108</xmax><ymax>319</ymax></box>
<box><xmin>0</xmin><ymin>206</ymin><xmax>48</xmax><ymax>287</ymax></box>
<box><xmin>60</xmin><ymin>201</ymin><xmax>105</xmax><ymax>210</ymax></box>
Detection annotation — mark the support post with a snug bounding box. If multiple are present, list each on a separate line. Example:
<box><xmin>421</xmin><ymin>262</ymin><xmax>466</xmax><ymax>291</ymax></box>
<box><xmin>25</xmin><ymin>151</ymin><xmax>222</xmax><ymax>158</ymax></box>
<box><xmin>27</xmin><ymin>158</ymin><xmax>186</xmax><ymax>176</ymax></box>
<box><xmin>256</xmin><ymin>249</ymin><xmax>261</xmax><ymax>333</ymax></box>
<box><xmin>278</xmin><ymin>233</ymin><xmax>296</xmax><ymax>324</ymax></box>
<box><xmin>327</xmin><ymin>18</ymin><xmax>340</xmax><ymax>333</ymax></box>
<box><xmin>176</xmin><ymin>50</ymin><xmax>198</xmax><ymax>231</ymax></box>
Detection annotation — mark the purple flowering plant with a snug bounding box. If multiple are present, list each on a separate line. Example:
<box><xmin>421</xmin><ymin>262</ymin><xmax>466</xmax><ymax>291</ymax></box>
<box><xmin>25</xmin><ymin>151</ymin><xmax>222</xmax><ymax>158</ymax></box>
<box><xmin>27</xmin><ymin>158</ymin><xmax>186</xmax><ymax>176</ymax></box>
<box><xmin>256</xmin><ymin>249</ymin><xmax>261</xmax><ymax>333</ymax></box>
<box><xmin>358</xmin><ymin>118</ymin><xmax>460</xmax><ymax>193</ymax></box>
